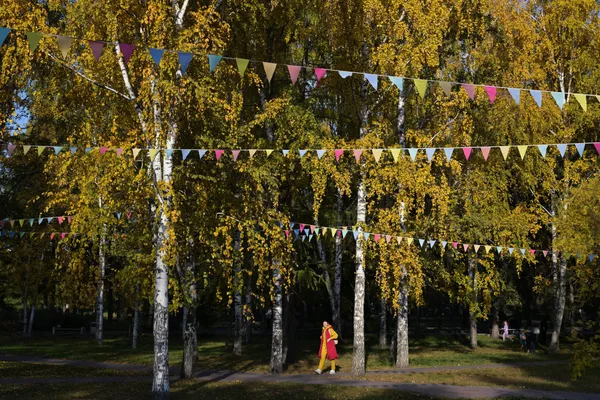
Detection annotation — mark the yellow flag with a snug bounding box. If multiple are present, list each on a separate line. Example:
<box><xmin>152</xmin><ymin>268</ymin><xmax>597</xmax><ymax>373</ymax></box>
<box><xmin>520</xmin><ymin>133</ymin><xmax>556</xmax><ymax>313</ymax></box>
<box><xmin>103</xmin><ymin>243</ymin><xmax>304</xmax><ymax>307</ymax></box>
<box><xmin>132</xmin><ymin>149</ymin><xmax>142</xmax><ymax>159</ymax></box>
<box><xmin>390</xmin><ymin>149</ymin><xmax>401</xmax><ymax>162</ymax></box>
<box><xmin>37</xmin><ymin>146</ymin><xmax>45</xmax><ymax>156</ymax></box>
<box><xmin>406</xmin><ymin>237</ymin><xmax>414</xmax><ymax>246</ymax></box>
<box><xmin>574</xmin><ymin>94</ymin><xmax>587</xmax><ymax>112</ymax></box>
<box><xmin>485</xmin><ymin>245</ymin><xmax>492</xmax><ymax>253</ymax></box>
<box><xmin>517</xmin><ymin>145</ymin><xmax>528</xmax><ymax>159</ymax></box>
<box><xmin>372</xmin><ymin>149</ymin><xmax>383</xmax><ymax>162</ymax></box>
<box><xmin>249</xmin><ymin>149</ymin><xmax>257</xmax><ymax>158</ymax></box>
<box><xmin>23</xmin><ymin>145</ymin><xmax>32</xmax><ymax>155</ymax></box>
<box><xmin>413</xmin><ymin>79</ymin><xmax>428</xmax><ymax>98</ymax></box>
<box><xmin>266</xmin><ymin>149</ymin><xmax>274</xmax><ymax>157</ymax></box>
<box><xmin>499</xmin><ymin>146</ymin><xmax>510</xmax><ymax>160</ymax></box>
<box><xmin>149</xmin><ymin>149</ymin><xmax>159</xmax><ymax>160</ymax></box>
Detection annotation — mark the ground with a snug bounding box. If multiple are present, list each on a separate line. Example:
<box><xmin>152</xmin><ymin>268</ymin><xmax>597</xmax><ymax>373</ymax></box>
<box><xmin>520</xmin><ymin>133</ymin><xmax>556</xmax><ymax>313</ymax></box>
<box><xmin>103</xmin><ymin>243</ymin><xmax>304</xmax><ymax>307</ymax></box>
<box><xmin>0</xmin><ymin>333</ymin><xmax>597</xmax><ymax>399</ymax></box>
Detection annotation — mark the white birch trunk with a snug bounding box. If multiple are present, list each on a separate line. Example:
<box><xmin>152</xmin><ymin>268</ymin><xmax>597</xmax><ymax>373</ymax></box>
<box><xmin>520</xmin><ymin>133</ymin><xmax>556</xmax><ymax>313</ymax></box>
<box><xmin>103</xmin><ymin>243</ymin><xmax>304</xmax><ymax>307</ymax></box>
<box><xmin>270</xmin><ymin>266</ymin><xmax>283</xmax><ymax>374</ymax></box>
<box><xmin>233</xmin><ymin>231</ymin><xmax>243</xmax><ymax>356</ymax></box>
<box><xmin>352</xmin><ymin>179</ymin><xmax>367</xmax><ymax>376</ymax></box>
<box><xmin>379</xmin><ymin>296</ymin><xmax>387</xmax><ymax>348</ymax></box>
<box><xmin>22</xmin><ymin>272</ymin><xmax>28</xmax><ymax>337</ymax></box>
<box><xmin>96</xmin><ymin>215</ymin><xmax>107</xmax><ymax>346</ymax></box>
<box><xmin>245</xmin><ymin>278</ymin><xmax>253</xmax><ymax>344</ymax></box>
<box><xmin>132</xmin><ymin>292</ymin><xmax>140</xmax><ymax>349</ymax></box>
<box><xmin>468</xmin><ymin>256</ymin><xmax>478</xmax><ymax>350</ymax></box>
<box><xmin>549</xmin><ymin>197</ymin><xmax>567</xmax><ymax>353</ymax></box>
<box><xmin>333</xmin><ymin>189</ymin><xmax>343</xmax><ymax>337</ymax></box>
<box><xmin>396</xmin><ymin>278</ymin><xmax>409</xmax><ymax>368</ymax></box>
<box><xmin>27</xmin><ymin>305</ymin><xmax>35</xmax><ymax>337</ymax></box>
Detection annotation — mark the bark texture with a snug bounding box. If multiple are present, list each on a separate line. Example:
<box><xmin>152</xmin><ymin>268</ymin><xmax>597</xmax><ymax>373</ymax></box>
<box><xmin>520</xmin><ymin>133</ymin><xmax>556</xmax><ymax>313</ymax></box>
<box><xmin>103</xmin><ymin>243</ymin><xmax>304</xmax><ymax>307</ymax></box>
<box><xmin>270</xmin><ymin>266</ymin><xmax>283</xmax><ymax>374</ymax></box>
<box><xmin>396</xmin><ymin>278</ymin><xmax>409</xmax><ymax>368</ymax></box>
<box><xmin>352</xmin><ymin>179</ymin><xmax>367</xmax><ymax>376</ymax></box>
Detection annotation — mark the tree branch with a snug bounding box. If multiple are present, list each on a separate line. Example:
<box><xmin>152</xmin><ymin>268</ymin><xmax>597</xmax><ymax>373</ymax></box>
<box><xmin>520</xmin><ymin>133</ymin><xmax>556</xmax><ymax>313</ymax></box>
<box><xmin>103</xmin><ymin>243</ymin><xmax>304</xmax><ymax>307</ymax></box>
<box><xmin>46</xmin><ymin>52</ymin><xmax>132</xmax><ymax>101</ymax></box>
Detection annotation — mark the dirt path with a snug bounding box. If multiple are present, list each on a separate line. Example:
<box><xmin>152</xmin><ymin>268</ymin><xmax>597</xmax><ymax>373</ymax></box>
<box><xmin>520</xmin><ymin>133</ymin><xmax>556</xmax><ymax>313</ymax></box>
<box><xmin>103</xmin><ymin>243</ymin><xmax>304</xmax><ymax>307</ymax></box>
<box><xmin>1</xmin><ymin>354</ymin><xmax>596</xmax><ymax>400</ymax></box>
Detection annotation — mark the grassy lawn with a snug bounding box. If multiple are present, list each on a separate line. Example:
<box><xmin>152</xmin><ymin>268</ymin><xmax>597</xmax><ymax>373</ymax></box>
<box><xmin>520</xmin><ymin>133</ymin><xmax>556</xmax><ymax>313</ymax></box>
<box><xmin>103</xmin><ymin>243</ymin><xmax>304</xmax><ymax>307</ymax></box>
<box><xmin>0</xmin><ymin>333</ymin><xmax>572</xmax><ymax>374</ymax></box>
<box><xmin>344</xmin><ymin>364</ymin><xmax>600</xmax><ymax>394</ymax></box>
<box><xmin>0</xmin><ymin>380</ymin><xmax>536</xmax><ymax>400</ymax></box>
<box><xmin>0</xmin><ymin>361</ymin><xmax>147</xmax><ymax>378</ymax></box>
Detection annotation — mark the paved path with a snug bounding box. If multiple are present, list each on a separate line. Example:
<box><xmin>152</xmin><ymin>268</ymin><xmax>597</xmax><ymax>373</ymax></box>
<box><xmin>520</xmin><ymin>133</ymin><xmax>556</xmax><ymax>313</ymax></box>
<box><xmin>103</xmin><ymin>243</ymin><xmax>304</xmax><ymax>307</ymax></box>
<box><xmin>1</xmin><ymin>355</ymin><xmax>597</xmax><ymax>400</ymax></box>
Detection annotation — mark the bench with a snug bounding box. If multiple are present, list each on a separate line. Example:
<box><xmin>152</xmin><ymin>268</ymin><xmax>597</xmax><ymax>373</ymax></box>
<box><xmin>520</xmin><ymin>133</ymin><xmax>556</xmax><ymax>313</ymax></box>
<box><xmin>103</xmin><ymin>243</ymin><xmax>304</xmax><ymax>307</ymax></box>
<box><xmin>52</xmin><ymin>327</ymin><xmax>85</xmax><ymax>335</ymax></box>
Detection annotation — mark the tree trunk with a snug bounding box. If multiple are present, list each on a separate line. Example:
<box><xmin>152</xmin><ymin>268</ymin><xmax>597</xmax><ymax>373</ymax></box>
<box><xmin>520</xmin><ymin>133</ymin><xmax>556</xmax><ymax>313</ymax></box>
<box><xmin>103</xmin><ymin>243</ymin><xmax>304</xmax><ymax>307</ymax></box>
<box><xmin>333</xmin><ymin>189</ymin><xmax>343</xmax><ymax>337</ymax></box>
<box><xmin>396</xmin><ymin>277</ymin><xmax>409</xmax><ymax>368</ymax></box>
<box><xmin>182</xmin><ymin>306</ymin><xmax>188</xmax><ymax>342</ymax></box>
<box><xmin>270</xmin><ymin>266</ymin><xmax>283</xmax><ymax>374</ymax></box>
<box><xmin>569</xmin><ymin>281</ymin><xmax>577</xmax><ymax>337</ymax></box>
<box><xmin>467</xmin><ymin>256</ymin><xmax>478</xmax><ymax>350</ymax></box>
<box><xmin>318</xmin><ymin>237</ymin><xmax>337</xmax><ymax>325</ymax></box>
<box><xmin>23</xmin><ymin>272</ymin><xmax>28</xmax><ymax>337</ymax></box>
<box><xmin>132</xmin><ymin>294</ymin><xmax>140</xmax><ymax>349</ymax></box>
<box><xmin>27</xmin><ymin>305</ymin><xmax>35</xmax><ymax>337</ymax></box>
<box><xmin>389</xmin><ymin>314</ymin><xmax>397</xmax><ymax>360</ymax></box>
<box><xmin>491</xmin><ymin>300</ymin><xmax>500</xmax><ymax>339</ymax></box>
<box><xmin>352</xmin><ymin>179</ymin><xmax>367</xmax><ymax>376</ymax></box>
<box><xmin>233</xmin><ymin>231</ymin><xmax>243</xmax><ymax>356</ymax></box>
<box><xmin>245</xmin><ymin>278</ymin><xmax>253</xmax><ymax>344</ymax></box>
<box><xmin>379</xmin><ymin>296</ymin><xmax>387</xmax><ymax>348</ymax></box>
<box><xmin>285</xmin><ymin>294</ymin><xmax>297</xmax><ymax>364</ymax></box>
<box><xmin>96</xmin><ymin>226</ymin><xmax>106</xmax><ymax>346</ymax></box>
<box><xmin>181</xmin><ymin>243</ymin><xmax>198</xmax><ymax>379</ymax></box>
<box><xmin>549</xmin><ymin>251</ymin><xmax>567</xmax><ymax>352</ymax></box>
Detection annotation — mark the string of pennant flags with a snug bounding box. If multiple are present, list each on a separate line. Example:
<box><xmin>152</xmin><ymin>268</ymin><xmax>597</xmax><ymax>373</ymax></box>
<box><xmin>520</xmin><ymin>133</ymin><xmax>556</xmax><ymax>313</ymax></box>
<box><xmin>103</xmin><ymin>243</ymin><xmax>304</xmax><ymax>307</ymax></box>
<box><xmin>0</xmin><ymin>26</ymin><xmax>598</xmax><ymax>112</ymax></box>
<box><xmin>284</xmin><ymin>222</ymin><xmax>597</xmax><ymax>264</ymax></box>
<box><xmin>0</xmin><ymin>211</ymin><xmax>133</xmax><ymax>229</ymax></box>
<box><xmin>2</xmin><ymin>142</ymin><xmax>600</xmax><ymax>163</ymax></box>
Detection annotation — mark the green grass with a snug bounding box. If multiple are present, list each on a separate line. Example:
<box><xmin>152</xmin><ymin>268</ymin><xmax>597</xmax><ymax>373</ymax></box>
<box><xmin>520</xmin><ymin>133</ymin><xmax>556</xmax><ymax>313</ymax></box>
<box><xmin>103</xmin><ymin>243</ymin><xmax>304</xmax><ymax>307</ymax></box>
<box><xmin>0</xmin><ymin>380</ymin><xmax>536</xmax><ymax>400</ymax></box>
<box><xmin>0</xmin><ymin>361</ymin><xmax>147</xmax><ymax>378</ymax></box>
<box><xmin>0</xmin><ymin>334</ymin><xmax>572</xmax><ymax>375</ymax></box>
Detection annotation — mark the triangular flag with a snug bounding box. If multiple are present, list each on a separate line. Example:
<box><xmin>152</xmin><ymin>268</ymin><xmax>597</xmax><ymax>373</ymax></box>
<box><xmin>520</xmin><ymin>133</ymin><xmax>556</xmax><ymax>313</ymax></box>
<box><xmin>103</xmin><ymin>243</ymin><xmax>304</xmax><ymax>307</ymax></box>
<box><xmin>232</xmin><ymin>150</ymin><xmax>240</xmax><ymax>161</ymax></box>
<box><xmin>389</xmin><ymin>77</ymin><xmax>403</xmax><ymax>91</ymax></box>
<box><xmin>57</xmin><ymin>216</ymin><xmax>64</xmax><ymax>224</ymax></box>
<box><xmin>208</xmin><ymin>55</ymin><xmax>222</xmax><ymax>72</ymax></box>
<box><xmin>537</xmin><ymin>145</ymin><xmax>548</xmax><ymax>157</ymax></box>
<box><xmin>236</xmin><ymin>58</ymin><xmax>249</xmax><ymax>76</ymax></box>
<box><xmin>56</xmin><ymin>36</ymin><xmax>73</xmax><ymax>58</ymax></box>
<box><xmin>406</xmin><ymin>238</ymin><xmax>414</xmax><ymax>246</ymax></box>
<box><xmin>0</xmin><ymin>27</ymin><xmax>10</xmax><ymax>46</ymax></box>
<box><xmin>354</xmin><ymin>149</ymin><xmax>363</xmax><ymax>163</ymax></box>
<box><xmin>149</xmin><ymin>149</ymin><xmax>159</xmax><ymax>160</ymax></box>
<box><xmin>462</xmin><ymin>84</ymin><xmax>475</xmax><ymax>100</ymax></box>
<box><xmin>530</xmin><ymin>90</ymin><xmax>542</xmax><ymax>107</ymax></box>
<box><xmin>215</xmin><ymin>150</ymin><xmax>224</xmax><ymax>161</ymax></box>
<box><xmin>530</xmin><ymin>249</ymin><xmax>536</xmax><ymax>256</ymax></box>
<box><xmin>441</xmin><ymin>241</ymin><xmax>447</xmax><ymax>248</ymax></box>
<box><xmin>588</xmin><ymin>254</ymin><xmax>595</xmax><ymax>262</ymax></box>
<box><xmin>481</xmin><ymin>147</ymin><xmax>491</xmax><ymax>161</ymax></box>
<box><xmin>84</xmin><ymin>147</ymin><xmax>94</xmax><ymax>153</ymax></box>
<box><xmin>334</xmin><ymin>149</ymin><xmax>344</xmax><ymax>162</ymax></box>
<box><xmin>70</xmin><ymin>147</ymin><xmax>77</xmax><ymax>154</ymax></box>
<box><xmin>7</xmin><ymin>144</ymin><xmax>16</xmax><ymax>156</ymax></box>
<box><xmin>287</xmin><ymin>65</ymin><xmax>301</xmax><ymax>84</ymax></box>
<box><xmin>89</xmin><ymin>41</ymin><xmax>105</xmax><ymax>60</ymax></box>
<box><xmin>484</xmin><ymin>86</ymin><xmax>497</xmax><ymax>102</ymax></box>
<box><xmin>408</xmin><ymin>148</ymin><xmax>418</xmax><ymax>161</ymax></box>
<box><xmin>574</xmin><ymin>94</ymin><xmax>587</xmax><ymax>112</ymax></box>
<box><xmin>520</xmin><ymin>248</ymin><xmax>526</xmax><ymax>255</ymax></box>
<box><xmin>119</xmin><ymin>43</ymin><xmax>135</xmax><ymax>65</ymax></box>
<box><xmin>439</xmin><ymin>81</ymin><xmax>452</xmax><ymax>96</ymax></box>
<box><xmin>418</xmin><ymin>239</ymin><xmax>425</xmax><ymax>247</ymax></box>
<box><xmin>385</xmin><ymin>235</ymin><xmax>391</xmax><ymax>243</ymax></box>
<box><xmin>463</xmin><ymin>243</ymin><xmax>470</xmax><ymax>252</ymax></box>
<box><xmin>500</xmin><ymin>146</ymin><xmax>510</xmax><ymax>160</ymax></box>
<box><xmin>575</xmin><ymin>143</ymin><xmax>585</xmax><ymax>157</ymax></box>
<box><xmin>414</xmin><ymin>79</ymin><xmax>428</xmax><ymax>98</ymax></box>
<box><xmin>198</xmin><ymin>150</ymin><xmax>207</xmax><ymax>159</ymax></box>
<box><xmin>116</xmin><ymin>148</ymin><xmax>124</xmax><ymax>157</ymax></box>
<box><xmin>99</xmin><ymin>147</ymin><xmax>108</xmax><ymax>155</ymax></box>
<box><xmin>517</xmin><ymin>145</ymin><xmax>528</xmax><ymax>159</ymax></box>
<box><xmin>364</xmin><ymin>232</ymin><xmax>371</xmax><ymax>241</ymax></box>
<box><xmin>508</xmin><ymin>88</ymin><xmax>521</xmax><ymax>105</ymax></box>
<box><xmin>364</xmin><ymin>74</ymin><xmax>378</xmax><ymax>90</ymax></box>
<box><xmin>444</xmin><ymin>148</ymin><xmax>454</xmax><ymax>162</ymax></box>
<box><xmin>53</xmin><ymin>146</ymin><xmax>62</xmax><ymax>155</ymax></box>
<box><xmin>474</xmin><ymin>244</ymin><xmax>481</xmax><ymax>253</ymax></box>
<box><xmin>462</xmin><ymin>147</ymin><xmax>472</xmax><ymax>160</ymax></box>
<box><xmin>165</xmin><ymin>149</ymin><xmax>174</xmax><ymax>159</ymax></box>
<box><xmin>263</xmin><ymin>62</ymin><xmax>277</xmax><ymax>83</ymax></box>
<box><xmin>390</xmin><ymin>149</ymin><xmax>401</xmax><ymax>162</ymax></box>
<box><xmin>132</xmin><ymin>148</ymin><xmax>142</xmax><ymax>159</ymax></box>
<box><xmin>248</xmin><ymin>149</ymin><xmax>257</xmax><ymax>158</ymax></box>
<box><xmin>497</xmin><ymin>246</ymin><xmax>503</xmax><ymax>254</ymax></box>
<box><xmin>372</xmin><ymin>149</ymin><xmax>383</xmax><ymax>162</ymax></box>
<box><xmin>543</xmin><ymin>250</ymin><xmax>548</xmax><ymax>257</ymax></box>
<box><xmin>181</xmin><ymin>149</ymin><xmax>191</xmax><ymax>160</ymax></box>
<box><xmin>338</xmin><ymin>71</ymin><xmax>352</xmax><ymax>78</ymax></box>
<box><xmin>265</xmin><ymin>149</ymin><xmax>274</xmax><ymax>157</ymax></box>
<box><xmin>317</xmin><ymin>150</ymin><xmax>326</xmax><ymax>159</ymax></box>
<box><xmin>594</xmin><ymin>143</ymin><xmax>600</xmax><ymax>155</ymax></box>
<box><xmin>429</xmin><ymin>240</ymin><xmax>436</xmax><ymax>248</ymax></box>
<box><xmin>37</xmin><ymin>146</ymin><xmax>45</xmax><ymax>156</ymax></box>
<box><xmin>149</xmin><ymin>48</ymin><xmax>164</xmax><ymax>66</ymax></box>
<box><xmin>178</xmin><ymin>52</ymin><xmax>193</xmax><ymax>75</ymax></box>
<box><xmin>557</xmin><ymin>144</ymin><xmax>567</xmax><ymax>157</ymax></box>
<box><xmin>426</xmin><ymin>148</ymin><xmax>436</xmax><ymax>162</ymax></box>
<box><xmin>452</xmin><ymin>242</ymin><xmax>458</xmax><ymax>249</ymax></box>
<box><xmin>508</xmin><ymin>247</ymin><xmax>514</xmax><ymax>255</ymax></box>
<box><xmin>397</xmin><ymin>237</ymin><xmax>403</xmax><ymax>245</ymax></box>
<box><xmin>374</xmin><ymin>234</ymin><xmax>381</xmax><ymax>243</ymax></box>
<box><xmin>298</xmin><ymin>150</ymin><xmax>307</xmax><ymax>158</ymax></box>
<box><xmin>551</xmin><ymin>92</ymin><xmax>565</xmax><ymax>110</ymax></box>
<box><xmin>314</xmin><ymin>68</ymin><xmax>327</xmax><ymax>82</ymax></box>
<box><xmin>26</xmin><ymin>32</ymin><xmax>42</xmax><ymax>52</ymax></box>
<box><xmin>484</xmin><ymin>245</ymin><xmax>491</xmax><ymax>253</ymax></box>
<box><xmin>23</xmin><ymin>145</ymin><xmax>31</xmax><ymax>155</ymax></box>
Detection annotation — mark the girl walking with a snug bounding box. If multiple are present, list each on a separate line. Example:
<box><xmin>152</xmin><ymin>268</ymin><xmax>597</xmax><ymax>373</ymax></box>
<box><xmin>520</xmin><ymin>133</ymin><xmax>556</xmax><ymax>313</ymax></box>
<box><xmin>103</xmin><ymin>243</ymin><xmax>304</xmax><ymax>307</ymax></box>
<box><xmin>315</xmin><ymin>321</ymin><xmax>338</xmax><ymax>375</ymax></box>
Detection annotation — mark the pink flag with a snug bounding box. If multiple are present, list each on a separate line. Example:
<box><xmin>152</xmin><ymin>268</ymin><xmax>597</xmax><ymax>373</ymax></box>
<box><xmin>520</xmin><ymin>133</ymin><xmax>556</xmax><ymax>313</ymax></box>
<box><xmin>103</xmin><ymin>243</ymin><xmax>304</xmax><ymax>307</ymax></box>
<box><xmin>354</xmin><ymin>149</ymin><xmax>363</xmax><ymax>163</ymax></box>
<box><xmin>116</xmin><ymin>148</ymin><xmax>124</xmax><ymax>157</ymax></box>
<box><xmin>594</xmin><ymin>142</ymin><xmax>600</xmax><ymax>155</ymax></box>
<box><xmin>232</xmin><ymin>150</ymin><xmax>240</xmax><ymax>161</ymax></box>
<box><xmin>452</xmin><ymin>242</ymin><xmax>458</xmax><ymax>249</ymax></box>
<box><xmin>334</xmin><ymin>149</ymin><xmax>344</xmax><ymax>162</ymax></box>
<box><xmin>119</xmin><ymin>43</ymin><xmax>135</xmax><ymax>64</ymax></box>
<box><xmin>50</xmin><ymin>232</ymin><xmax>56</xmax><ymax>240</ymax></box>
<box><xmin>99</xmin><ymin>147</ymin><xmax>108</xmax><ymax>155</ymax></box>
<box><xmin>337</xmin><ymin>230</ymin><xmax>342</xmax><ymax>237</ymax></box>
<box><xmin>462</xmin><ymin>84</ymin><xmax>475</xmax><ymax>100</ymax></box>
<box><xmin>314</xmin><ymin>68</ymin><xmax>327</xmax><ymax>83</ymax></box>
<box><xmin>58</xmin><ymin>216</ymin><xmax>64</xmax><ymax>225</ymax></box>
<box><xmin>215</xmin><ymin>150</ymin><xmax>224</xmax><ymax>161</ymax></box>
<box><xmin>374</xmin><ymin>234</ymin><xmax>381</xmax><ymax>242</ymax></box>
<box><xmin>484</xmin><ymin>86</ymin><xmax>497</xmax><ymax>102</ymax></box>
<box><xmin>462</xmin><ymin>147</ymin><xmax>472</xmax><ymax>160</ymax></box>
<box><xmin>543</xmin><ymin>250</ymin><xmax>548</xmax><ymax>257</ymax></box>
<box><xmin>288</xmin><ymin>65</ymin><xmax>301</xmax><ymax>84</ymax></box>
<box><xmin>310</xmin><ymin>225</ymin><xmax>315</xmax><ymax>233</ymax></box>
<box><xmin>127</xmin><ymin>212</ymin><xmax>133</xmax><ymax>220</ymax></box>
<box><xmin>88</xmin><ymin>41</ymin><xmax>105</xmax><ymax>61</ymax></box>
<box><xmin>463</xmin><ymin>243</ymin><xmax>470</xmax><ymax>251</ymax></box>
<box><xmin>7</xmin><ymin>144</ymin><xmax>16</xmax><ymax>156</ymax></box>
<box><xmin>67</xmin><ymin>216</ymin><xmax>73</xmax><ymax>224</ymax></box>
<box><xmin>61</xmin><ymin>233</ymin><xmax>67</xmax><ymax>239</ymax></box>
<box><xmin>385</xmin><ymin>235</ymin><xmax>391</xmax><ymax>243</ymax></box>
<box><xmin>299</xmin><ymin>224</ymin><xmax>305</xmax><ymax>231</ymax></box>
<box><xmin>481</xmin><ymin>147</ymin><xmax>491</xmax><ymax>161</ymax></box>
<box><xmin>284</xmin><ymin>230</ymin><xmax>290</xmax><ymax>238</ymax></box>
<box><xmin>530</xmin><ymin>249</ymin><xmax>536</xmax><ymax>255</ymax></box>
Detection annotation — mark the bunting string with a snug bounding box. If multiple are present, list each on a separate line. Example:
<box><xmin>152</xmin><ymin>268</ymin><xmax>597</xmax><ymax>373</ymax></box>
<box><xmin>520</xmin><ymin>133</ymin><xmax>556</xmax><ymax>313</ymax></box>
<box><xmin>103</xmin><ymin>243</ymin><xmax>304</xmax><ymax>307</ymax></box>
<box><xmin>0</xmin><ymin>26</ymin><xmax>598</xmax><ymax>112</ymax></box>
<box><xmin>2</xmin><ymin>142</ymin><xmax>600</xmax><ymax>163</ymax></box>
